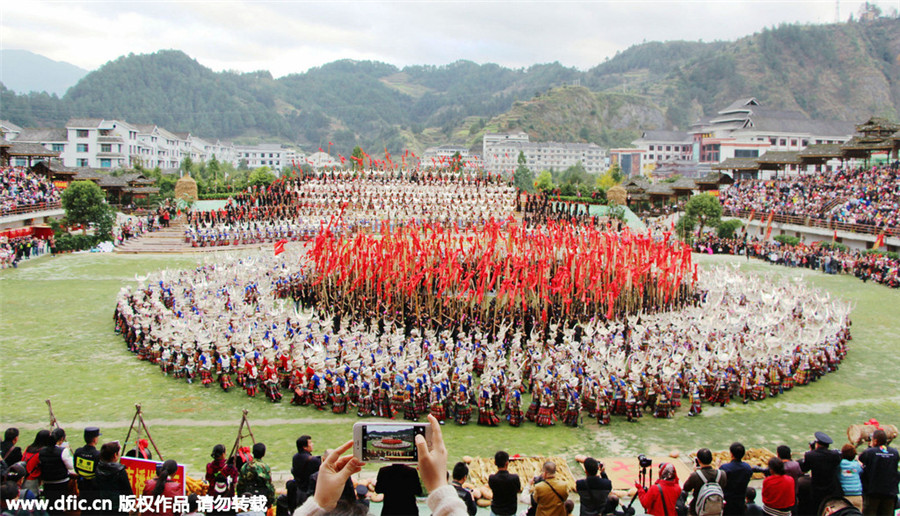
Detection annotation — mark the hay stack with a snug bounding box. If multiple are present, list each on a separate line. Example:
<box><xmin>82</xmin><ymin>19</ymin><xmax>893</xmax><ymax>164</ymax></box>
<box><xmin>691</xmin><ymin>448</ymin><xmax>774</xmax><ymax>479</ymax></box>
<box><xmin>175</xmin><ymin>174</ymin><xmax>198</xmax><ymax>203</ymax></box>
<box><xmin>465</xmin><ymin>456</ymin><xmax>577</xmax><ymax>493</ymax></box>
<box><xmin>607</xmin><ymin>185</ymin><xmax>627</xmax><ymax>206</ymax></box>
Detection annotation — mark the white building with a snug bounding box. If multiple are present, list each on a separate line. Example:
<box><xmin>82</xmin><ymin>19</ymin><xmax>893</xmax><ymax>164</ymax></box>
<box><xmin>632</xmin><ymin>130</ymin><xmax>694</xmax><ymax>166</ymax></box>
<box><xmin>690</xmin><ymin>98</ymin><xmax>855</xmax><ymax>164</ymax></box>
<box><xmin>235</xmin><ymin>143</ymin><xmax>299</xmax><ymax>171</ymax></box>
<box><xmin>482</xmin><ymin>132</ymin><xmax>529</xmax><ymax>158</ymax></box>
<box><xmin>484</xmin><ymin>141</ymin><xmax>607</xmax><ymax>175</ymax></box>
<box><xmin>422</xmin><ymin>145</ymin><xmax>482</xmax><ymax>170</ymax></box>
<box><xmin>0</xmin><ymin>120</ymin><xmax>22</xmax><ymax>141</ymax></box>
<box><xmin>61</xmin><ymin>118</ymin><xmax>138</xmax><ymax>169</ymax></box>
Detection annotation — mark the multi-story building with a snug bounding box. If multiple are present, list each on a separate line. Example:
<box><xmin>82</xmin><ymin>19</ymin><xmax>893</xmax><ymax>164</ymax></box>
<box><xmin>482</xmin><ymin>132</ymin><xmax>529</xmax><ymax>158</ymax></box>
<box><xmin>10</xmin><ymin>128</ymin><xmax>68</xmax><ymax>168</ymax></box>
<box><xmin>421</xmin><ymin>145</ymin><xmax>482</xmax><ymax>170</ymax></box>
<box><xmin>689</xmin><ymin>98</ymin><xmax>855</xmax><ymax>165</ymax></box>
<box><xmin>235</xmin><ymin>143</ymin><xmax>299</xmax><ymax>171</ymax></box>
<box><xmin>632</xmin><ymin>130</ymin><xmax>694</xmax><ymax>166</ymax></box>
<box><xmin>484</xmin><ymin>141</ymin><xmax>607</xmax><ymax>175</ymax></box>
<box><xmin>61</xmin><ymin>118</ymin><xmax>138</xmax><ymax>169</ymax></box>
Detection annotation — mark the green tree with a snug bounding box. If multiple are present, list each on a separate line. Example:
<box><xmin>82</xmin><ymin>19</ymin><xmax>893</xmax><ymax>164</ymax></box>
<box><xmin>60</xmin><ymin>181</ymin><xmax>111</xmax><ymax>235</ymax></box>
<box><xmin>351</xmin><ymin>146</ymin><xmax>365</xmax><ymax>171</ymax></box>
<box><xmin>717</xmin><ymin>219</ymin><xmax>743</xmax><ymax>239</ymax></box>
<box><xmin>684</xmin><ymin>193</ymin><xmax>723</xmax><ymax>236</ymax></box>
<box><xmin>180</xmin><ymin>156</ymin><xmax>194</xmax><ymax>176</ymax></box>
<box><xmin>513</xmin><ymin>152</ymin><xmax>535</xmax><ymax>192</ymax></box>
<box><xmin>535</xmin><ymin>170</ymin><xmax>554</xmax><ymax>192</ymax></box>
<box><xmin>207</xmin><ymin>156</ymin><xmax>222</xmax><ymax>193</ymax></box>
<box><xmin>248</xmin><ymin>166</ymin><xmax>276</xmax><ymax>187</ymax></box>
<box><xmin>675</xmin><ymin>214</ymin><xmax>697</xmax><ymax>242</ymax></box>
<box><xmin>560</xmin><ymin>161</ymin><xmax>589</xmax><ymax>187</ymax></box>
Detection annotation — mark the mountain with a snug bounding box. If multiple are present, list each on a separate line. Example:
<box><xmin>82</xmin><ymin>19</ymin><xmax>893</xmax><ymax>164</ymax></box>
<box><xmin>0</xmin><ymin>49</ymin><xmax>89</xmax><ymax>96</ymax></box>
<box><xmin>2</xmin><ymin>16</ymin><xmax>899</xmax><ymax>158</ymax></box>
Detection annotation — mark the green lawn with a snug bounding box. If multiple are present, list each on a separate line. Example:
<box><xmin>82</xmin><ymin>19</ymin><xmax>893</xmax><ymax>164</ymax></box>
<box><xmin>1</xmin><ymin>252</ymin><xmax>897</xmax><ymax>478</ymax></box>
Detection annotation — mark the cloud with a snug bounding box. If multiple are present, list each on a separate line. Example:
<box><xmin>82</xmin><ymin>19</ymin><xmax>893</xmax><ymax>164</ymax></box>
<box><xmin>1</xmin><ymin>0</ymin><xmax>892</xmax><ymax>77</ymax></box>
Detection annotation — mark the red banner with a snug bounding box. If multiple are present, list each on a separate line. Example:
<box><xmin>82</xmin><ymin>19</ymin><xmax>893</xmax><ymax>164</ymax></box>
<box><xmin>120</xmin><ymin>456</ymin><xmax>185</xmax><ymax>497</ymax></box>
<box><xmin>53</xmin><ymin>181</ymin><xmax>69</xmax><ymax>190</ymax></box>
<box><xmin>0</xmin><ymin>227</ymin><xmax>34</xmax><ymax>239</ymax></box>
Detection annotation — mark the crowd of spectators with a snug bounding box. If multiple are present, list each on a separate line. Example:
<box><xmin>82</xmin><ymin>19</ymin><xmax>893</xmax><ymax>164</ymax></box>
<box><xmin>720</xmin><ymin>164</ymin><xmax>900</xmax><ymax>231</ymax></box>
<box><xmin>0</xmin><ymin>168</ymin><xmax>61</xmax><ymax>216</ymax></box>
<box><xmin>692</xmin><ymin>235</ymin><xmax>899</xmax><ymax>288</ymax></box>
<box><xmin>2</xmin><ymin>420</ymin><xmax>898</xmax><ymax>516</ymax></box>
<box><xmin>0</xmin><ymin>236</ymin><xmax>51</xmax><ymax>268</ymax></box>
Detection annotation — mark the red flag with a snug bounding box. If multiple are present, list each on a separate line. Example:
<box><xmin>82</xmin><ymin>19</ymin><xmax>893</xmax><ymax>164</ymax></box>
<box><xmin>274</xmin><ymin>239</ymin><xmax>287</xmax><ymax>256</ymax></box>
<box><xmin>764</xmin><ymin>211</ymin><xmax>775</xmax><ymax>240</ymax></box>
<box><xmin>873</xmin><ymin>231</ymin><xmax>885</xmax><ymax>250</ymax></box>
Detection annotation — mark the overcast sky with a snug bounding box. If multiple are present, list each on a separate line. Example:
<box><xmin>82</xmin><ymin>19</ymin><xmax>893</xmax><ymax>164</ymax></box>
<box><xmin>2</xmin><ymin>1</ymin><xmax>896</xmax><ymax>77</ymax></box>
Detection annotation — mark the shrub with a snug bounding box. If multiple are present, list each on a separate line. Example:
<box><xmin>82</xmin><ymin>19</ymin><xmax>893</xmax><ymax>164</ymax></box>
<box><xmin>774</xmin><ymin>235</ymin><xmax>801</xmax><ymax>246</ymax></box>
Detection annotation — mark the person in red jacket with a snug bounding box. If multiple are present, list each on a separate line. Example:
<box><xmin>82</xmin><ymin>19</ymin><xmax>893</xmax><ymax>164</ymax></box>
<box><xmin>142</xmin><ymin>459</ymin><xmax>182</xmax><ymax>516</ymax></box>
<box><xmin>762</xmin><ymin>457</ymin><xmax>795</xmax><ymax>516</ymax></box>
<box><xmin>636</xmin><ymin>463</ymin><xmax>683</xmax><ymax>516</ymax></box>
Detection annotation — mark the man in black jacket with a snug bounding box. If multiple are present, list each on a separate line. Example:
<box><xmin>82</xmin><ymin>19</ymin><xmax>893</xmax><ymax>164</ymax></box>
<box><xmin>489</xmin><ymin>451</ymin><xmax>521</xmax><ymax>516</ymax></box>
<box><xmin>576</xmin><ymin>457</ymin><xmax>612</xmax><ymax>516</ymax></box>
<box><xmin>74</xmin><ymin>427</ymin><xmax>101</xmax><ymax>491</ymax></box>
<box><xmin>291</xmin><ymin>435</ymin><xmax>321</xmax><ymax>501</ymax></box>
<box><xmin>375</xmin><ymin>463</ymin><xmax>423</xmax><ymax>515</ymax></box>
<box><xmin>452</xmin><ymin>462</ymin><xmax>478</xmax><ymax>516</ymax></box>
<box><xmin>800</xmin><ymin>431</ymin><xmax>843</xmax><ymax>512</ymax></box>
<box><xmin>858</xmin><ymin>429</ymin><xmax>900</xmax><ymax>516</ymax></box>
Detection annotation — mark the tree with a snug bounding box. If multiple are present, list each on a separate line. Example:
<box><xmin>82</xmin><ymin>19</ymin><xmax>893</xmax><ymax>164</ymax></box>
<box><xmin>513</xmin><ymin>152</ymin><xmax>535</xmax><ymax>192</ymax></box>
<box><xmin>535</xmin><ymin>170</ymin><xmax>554</xmax><ymax>192</ymax></box>
<box><xmin>248</xmin><ymin>166</ymin><xmax>276</xmax><ymax>187</ymax></box>
<box><xmin>351</xmin><ymin>146</ymin><xmax>365</xmax><ymax>171</ymax></box>
<box><xmin>717</xmin><ymin>219</ymin><xmax>743</xmax><ymax>239</ymax></box>
<box><xmin>60</xmin><ymin>181</ymin><xmax>111</xmax><ymax>235</ymax></box>
<box><xmin>180</xmin><ymin>156</ymin><xmax>194</xmax><ymax>176</ymax></box>
<box><xmin>675</xmin><ymin>214</ymin><xmax>697</xmax><ymax>242</ymax></box>
<box><xmin>684</xmin><ymin>193</ymin><xmax>722</xmax><ymax>236</ymax></box>
<box><xmin>560</xmin><ymin>161</ymin><xmax>589</xmax><ymax>187</ymax></box>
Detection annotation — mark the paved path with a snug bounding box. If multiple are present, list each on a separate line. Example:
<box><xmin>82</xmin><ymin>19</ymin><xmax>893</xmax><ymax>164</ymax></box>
<box><xmin>115</xmin><ymin>217</ymin><xmax>267</xmax><ymax>254</ymax></box>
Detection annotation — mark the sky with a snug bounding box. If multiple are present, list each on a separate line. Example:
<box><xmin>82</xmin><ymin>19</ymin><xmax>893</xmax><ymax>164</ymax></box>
<box><xmin>1</xmin><ymin>0</ymin><xmax>897</xmax><ymax>77</ymax></box>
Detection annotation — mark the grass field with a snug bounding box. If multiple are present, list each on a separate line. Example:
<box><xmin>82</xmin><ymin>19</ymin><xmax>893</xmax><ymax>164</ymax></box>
<box><xmin>1</xmin><ymin>251</ymin><xmax>898</xmax><ymax>478</ymax></box>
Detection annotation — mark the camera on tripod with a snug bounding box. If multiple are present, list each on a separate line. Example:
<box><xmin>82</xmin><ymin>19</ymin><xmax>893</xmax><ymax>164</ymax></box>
<box><xmin>638</xmin><ymin>454</ymin><xmax>653</xmax><ymax>469</ymax></box>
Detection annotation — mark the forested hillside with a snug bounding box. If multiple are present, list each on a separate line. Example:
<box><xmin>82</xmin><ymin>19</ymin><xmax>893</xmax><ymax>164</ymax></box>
<box><xmin>2</xmin><ymin>17</ymin><xmax>898</xmax><ymax>156</ymax></box>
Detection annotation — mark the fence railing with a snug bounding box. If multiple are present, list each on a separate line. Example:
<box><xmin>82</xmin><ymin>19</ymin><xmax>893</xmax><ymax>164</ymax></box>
<box><xmin>0</xmin><ymin>201</ymin><xmax>63</xmax><ymax>217</ymax></box>
<box><xmin>723</xmin><ymin>209</ymin><xmax>899</xmax><ymax>238</ymax></box>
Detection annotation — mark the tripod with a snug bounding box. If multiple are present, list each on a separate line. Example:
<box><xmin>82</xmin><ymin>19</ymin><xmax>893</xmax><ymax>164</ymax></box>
<box><xmin>122</xmin><ymin>403</ymin><xmax>163</xmax><ymax>460</ymax></box>
<box><xmin>228</xmin><ymin>409</ymin><xmax>257</xmax><ymax>460</ymax></box>
<box><xmin>625</xmin><ymin>465</ymin><xmax>653</xmax><ymax>514</ymax></box>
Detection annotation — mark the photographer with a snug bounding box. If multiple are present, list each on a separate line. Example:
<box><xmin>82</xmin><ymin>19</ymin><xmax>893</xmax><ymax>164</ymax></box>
<box><xmin>682</xmin><ymin>448</ymin><xmax>727</xmax><ymax>516</ymax></box>
<box><xmin>635</xmin><ymin>463</ymin><xmax>682</xmax><ymax>516</ymax></box>
<box><xmin>576</xmin><ymin>457</ymin><xmax>612</xmax><ymax>516</ymax></box>
<box><xmin>532</xmin><ymin>461</ymin><xmax>569</xmax><ymax>516</ymax></box>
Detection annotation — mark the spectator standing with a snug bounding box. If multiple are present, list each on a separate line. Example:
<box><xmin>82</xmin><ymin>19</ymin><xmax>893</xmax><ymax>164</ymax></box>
<box><xmin>451</xmin><ymin>462</ymin><xmax>477</xmax><ymax>516</ymax></box>
<box><xmin>761</xmin><ymin>457</ymin><xmax>795</xmax><ymax>516</ymax></box>
<box><xmin>682</xmin><ymin>448</ymin><xmax>727</xmax><ymax>516</ymax></box>
<box><xmin>375</xmin><ymin>463</ymin><xmax>422</xmax><ymax>515</ymax></box>
<box><xmin>800</xmin><ymin>432</ymin><xmax>843</xmax><ymax>512</ymax></box>
<box><xmin>205</xmin><ymin>443</ymin><xmax>238</xmax><ymax>513</ymax></box>
<box><xmin>1</xmin><ymin>428</ymin><xmax>22</xmax><ymax>467</ymax></box>
<box><xmin>857</xmin><ymin>429</ymin><xmax>899</xmax><ymax>516</ymax></box>
<box><xmin>719</xmin><ymin>442</ymin><xmax>753</xmax><ymax>515</ymax></box>
<box><xmin>838</xmin><ymin>445</ymin><xmax>863</xmax><ymax>511</ymax></box>
<box><xmin>73</xmin><ymin>427</ymin><xmax>101</xmax><ymax>492</ymax></box>
<box><xmin>20</xmin><ymin>429</ymin><xmax>51</xmax><ymax>494</ymax></box>
<box><xmin>38</xmin><ymin>428</ymin><xmax>73</xmax><ymax>507</ymax></box>
<box><xmin>236</xmin><ymin>442</ymin><xmax>275</xmax><ymax>510</ymax></box>
<box><xmin>291</xmin><ymin>435</ymin><xmax>321</xmax><ymax>505</ymax></box>
<box><xmin>576</xmin><ymin>457</ymin><xmax>612</xmax><ymax>516</ymax></box>
<box><xmin>635</xmin><ymin>463</ymin><xmax>682</xmax><ymax>516</ymax></box>
<box><xmin>775</xmin><ymin>446</ymin><xmax>802</xmax><ymax>480</ymax></box>
<box><xmin>532</xmin><ymin>461</ymin><xmax>569</xmax><ymax>516</ymax></box>
<box><xmin>85</xmin><ymin>441</ymin><xmax>132</xmax><ymax>515</ymax></box>
<box><xmin>488</xmin><ymin>451</ymin><xmax>521</xmax><ymax>516</ymax></box>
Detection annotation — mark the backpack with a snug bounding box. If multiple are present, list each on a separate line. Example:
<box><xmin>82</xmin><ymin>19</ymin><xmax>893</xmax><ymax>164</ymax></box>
<box><xmin>695</xmin><ymin>470</ymin><xmax>724</xmax><ymax>516</ymax></box>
